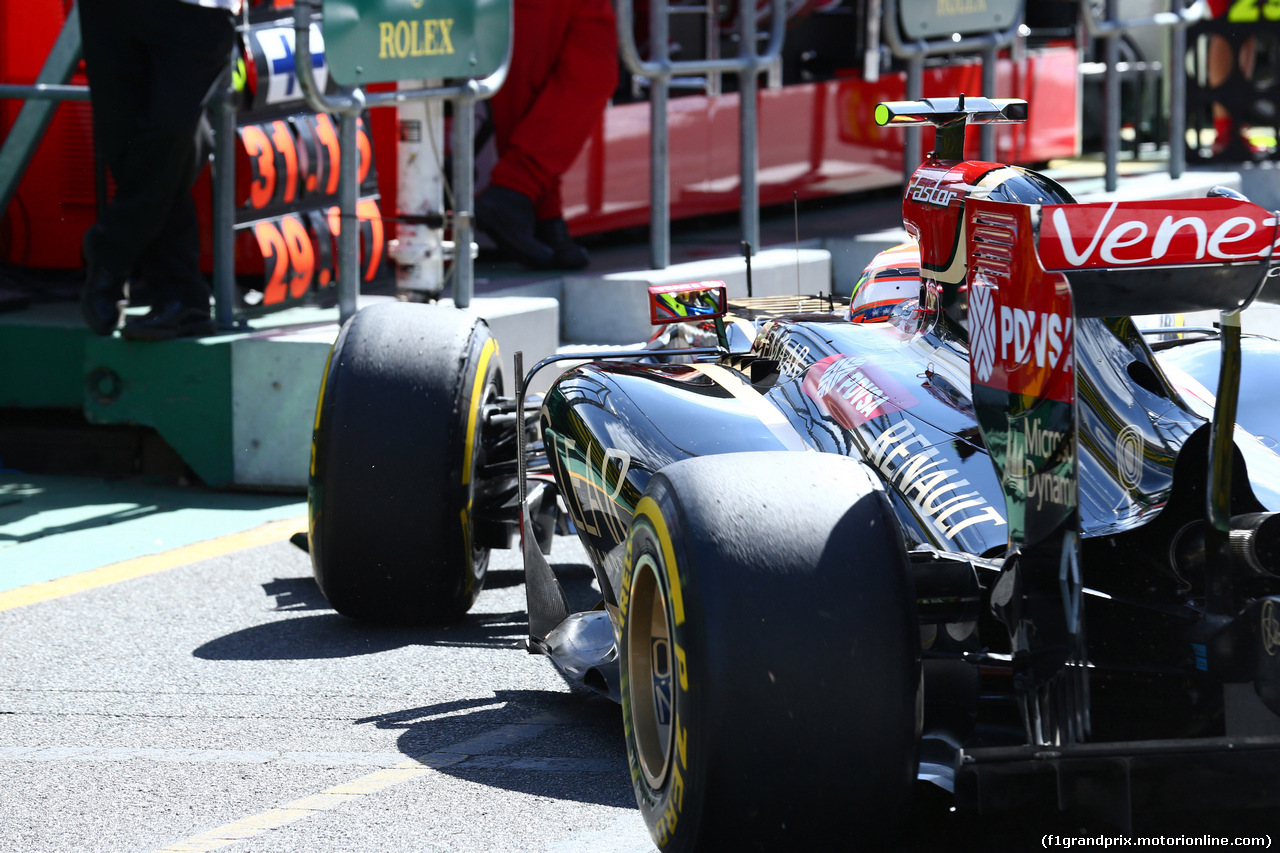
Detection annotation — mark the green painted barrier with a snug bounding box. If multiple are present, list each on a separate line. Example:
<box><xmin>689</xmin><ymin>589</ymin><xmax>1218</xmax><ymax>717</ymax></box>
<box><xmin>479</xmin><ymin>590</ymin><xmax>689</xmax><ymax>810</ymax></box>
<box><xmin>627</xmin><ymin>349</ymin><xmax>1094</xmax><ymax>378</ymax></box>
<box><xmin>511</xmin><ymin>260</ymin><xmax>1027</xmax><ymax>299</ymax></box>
<box><xmin>323</xmin><ymin>0</ymin><xmax>510</xmax><ymax>85</ymax></box>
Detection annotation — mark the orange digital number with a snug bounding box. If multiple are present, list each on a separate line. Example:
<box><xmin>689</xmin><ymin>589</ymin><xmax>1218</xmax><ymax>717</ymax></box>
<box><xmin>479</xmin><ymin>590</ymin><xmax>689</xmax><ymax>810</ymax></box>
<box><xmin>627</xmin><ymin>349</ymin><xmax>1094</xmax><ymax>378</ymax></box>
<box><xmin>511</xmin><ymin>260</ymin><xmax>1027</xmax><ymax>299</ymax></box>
<box><xmin>356</xmin><ymin>117</ymin><xmax>373</xmax><ymax>185</ymax></box>
<box><xmin>307</xmin><ymin>209</ymin><xmax>335</xmax><ymax>286</ymax></box>
<box><xmin>357</xmin><ymin>198</ymin><xmax>384</xmax><ymax>281</ymax></box>
<box><xmin>327</xmin><ymin>204</ymin><xmax>341</xmax><ymax>241</ymax></box>
<box><xmin>280</xmin><ymin>214</ymin><xmax>315</xmax><ymax>298</ymax></box>
<box><xmin>293</xmin><ymin>116</ymin><xmax>319</xmax><ymax>196</ymax></box>
<box><xmin>325</xmin><ymin>201</ymin><xmax>385</xmax><ymax>283</ymax></box>
<box><xmin>254</xmin><ymin>220</ymin><xmax>290</xmax><ymax>305</ymax></box>
<box><xmin>270</xmin><ymin>120</ymin><xmax>299</xmax><ymax>204</ymax></box>
<box><xmin>241</xmin><ymin>125</ymin><xmax>276</xmax><ymax>209</ymax></box>
<box><xmin>325</xmin><ymin>204</ymin><xmax>349</xmax><ymax>285</ymax></box>
<box><xmin>314</xmin><ymin>114</ymin><xmax>341</xmax><ymax>196</ymax></box>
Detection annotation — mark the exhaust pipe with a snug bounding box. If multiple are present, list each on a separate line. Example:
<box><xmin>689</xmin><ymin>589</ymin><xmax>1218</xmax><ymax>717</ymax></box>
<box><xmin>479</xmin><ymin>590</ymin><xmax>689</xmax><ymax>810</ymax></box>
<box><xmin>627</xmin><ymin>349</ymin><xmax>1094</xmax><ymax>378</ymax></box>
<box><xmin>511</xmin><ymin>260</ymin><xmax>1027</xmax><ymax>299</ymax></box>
<box><xmin>1172</xmin><ymin>512</ymin><xmax>1280</xmax><ymax>581</ymax></box>
<box><xmin>1229</xmin><ymin>512</ymin><xmax>1280</xmax><ymax>577</ymax></box>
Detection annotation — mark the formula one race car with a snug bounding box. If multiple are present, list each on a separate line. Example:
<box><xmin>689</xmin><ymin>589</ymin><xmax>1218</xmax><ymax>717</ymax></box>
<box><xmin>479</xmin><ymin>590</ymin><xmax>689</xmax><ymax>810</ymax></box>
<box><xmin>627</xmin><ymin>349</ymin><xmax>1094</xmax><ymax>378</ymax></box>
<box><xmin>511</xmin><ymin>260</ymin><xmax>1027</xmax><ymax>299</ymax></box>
<box><xmin>306</xmin><ymin>96</ymin><xmax>1280</xmax><ymax>848</ymax></box>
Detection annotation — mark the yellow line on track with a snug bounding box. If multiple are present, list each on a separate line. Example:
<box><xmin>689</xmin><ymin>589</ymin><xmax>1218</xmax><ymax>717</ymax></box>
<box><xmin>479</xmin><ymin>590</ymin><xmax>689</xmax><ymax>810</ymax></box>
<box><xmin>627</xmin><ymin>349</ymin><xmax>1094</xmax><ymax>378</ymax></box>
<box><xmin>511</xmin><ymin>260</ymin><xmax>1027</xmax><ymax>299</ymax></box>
<box><xmin>153</xmin><ymin>759</ymin><xmax>443</xmax><ymax>852</ymax></box>
<box><xmin>0</xmin><ymin>516</ymin><xmax>307</xmax><ymax>613</ymax></box>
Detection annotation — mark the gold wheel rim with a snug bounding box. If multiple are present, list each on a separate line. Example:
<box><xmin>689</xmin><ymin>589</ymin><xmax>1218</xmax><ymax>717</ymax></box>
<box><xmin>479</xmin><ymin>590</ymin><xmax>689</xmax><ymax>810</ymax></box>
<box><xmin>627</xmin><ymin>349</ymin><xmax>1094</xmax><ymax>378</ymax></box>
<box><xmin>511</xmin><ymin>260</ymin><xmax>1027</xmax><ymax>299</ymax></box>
<box><xmin>628</xmin><ymin>553</ymin><xmax>674</xmax><ymax>789</ymax></box>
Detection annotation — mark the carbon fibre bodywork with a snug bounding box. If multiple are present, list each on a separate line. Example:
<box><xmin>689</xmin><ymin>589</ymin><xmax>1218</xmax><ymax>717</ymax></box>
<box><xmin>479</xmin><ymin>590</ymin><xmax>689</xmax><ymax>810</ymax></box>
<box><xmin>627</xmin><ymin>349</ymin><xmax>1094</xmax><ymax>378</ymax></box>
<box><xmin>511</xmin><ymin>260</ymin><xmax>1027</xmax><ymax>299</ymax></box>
<box><xmin>516</xmin><ymin>98</ymin><xmax>1280</xmax><ymax>831</ymax></box>
<box><xmin>541</xmin><ymin>308</ymin><xmax>1280</xmax><ymax>612</ymax></box>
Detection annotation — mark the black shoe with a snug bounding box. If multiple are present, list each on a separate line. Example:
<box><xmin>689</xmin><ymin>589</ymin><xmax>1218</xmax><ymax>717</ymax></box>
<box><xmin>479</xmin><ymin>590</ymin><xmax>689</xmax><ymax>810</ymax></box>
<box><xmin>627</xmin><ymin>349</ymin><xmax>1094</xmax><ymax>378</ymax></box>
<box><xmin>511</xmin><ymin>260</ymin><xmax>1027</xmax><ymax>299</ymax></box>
<box><xmin>475</xmin><ymin>185</ymin><xmax>555</xmax><ymax>269</ymax></box>
<box><xmin>120</xmin><ymin>301</ymin><xmax>215</xmax><ymax>342</ymax></box>
<box><xmin>535</xmin><ymin>218</ymin><xmax>589</xmax><ymax>270</ymax></box>
<box><xmin>81</xmin><ymin>228</ymin><xmax>125</xmax><ymax>336</ymax></box>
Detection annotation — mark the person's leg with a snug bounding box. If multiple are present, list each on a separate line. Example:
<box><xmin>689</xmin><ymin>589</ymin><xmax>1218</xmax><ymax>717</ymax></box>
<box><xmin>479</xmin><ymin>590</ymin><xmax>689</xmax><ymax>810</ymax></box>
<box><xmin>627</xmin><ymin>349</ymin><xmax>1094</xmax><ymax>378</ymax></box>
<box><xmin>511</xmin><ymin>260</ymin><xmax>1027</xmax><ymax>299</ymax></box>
<box><xmin>134</xmin><ymin>118</ymin><xmax>212</xmax><ymax>312</ymax></box>
<box><xmin>474</xmin><ymin>0</ymin><xmax>566</xmax><ymax>268</ymax></box>
<box><xmin>117</xmin><ymin>1</ymin><xmax>232</xmax><ymax>340</ymax></box>
<box><xmin>488</xmin><ymin>0</ymin><xmax>617</xmax><ymax>215</ymax></box>
<box><xmin>105</xmin><ymin>0</ymin><xmax>231</xmax><ymax>285</ymax></box>
<box><xmin>78</xmin><ymin>0</ymin><xmax>146</xmax><ymax>332</ymax></box>
<box><xmin>478</xmin><ymin>0</ymin><xmax>617</xmax><ymax>269</ymax></box>
<box><xmin>487</xmin><ymin>0</ymin><xmax>617</xmax><ymax>268</ymax></box>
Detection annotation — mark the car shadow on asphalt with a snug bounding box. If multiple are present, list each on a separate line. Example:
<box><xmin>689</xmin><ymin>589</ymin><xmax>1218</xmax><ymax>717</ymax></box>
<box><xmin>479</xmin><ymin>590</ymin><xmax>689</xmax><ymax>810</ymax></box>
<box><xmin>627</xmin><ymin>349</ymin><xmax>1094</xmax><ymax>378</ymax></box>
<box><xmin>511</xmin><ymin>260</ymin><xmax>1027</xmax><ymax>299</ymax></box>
<box><xmin>356</xmin><ymin>688</ymin><xmax>636</xmax><ymax>810</ymax></box>
<box><xmin>192</xmin><ymin>561</ymin><xmax>603</xmax><ymax>661</ymax></box>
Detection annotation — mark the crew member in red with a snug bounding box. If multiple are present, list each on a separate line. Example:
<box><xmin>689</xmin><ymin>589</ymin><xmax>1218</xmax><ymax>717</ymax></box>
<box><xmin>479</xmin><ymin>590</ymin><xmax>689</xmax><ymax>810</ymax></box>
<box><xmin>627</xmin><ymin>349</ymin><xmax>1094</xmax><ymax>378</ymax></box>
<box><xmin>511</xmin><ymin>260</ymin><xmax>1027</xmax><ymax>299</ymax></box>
<box><xmin>475</xmin><ymin>0</ymin><xmax>618</xmax><ymax>270</ymax></box>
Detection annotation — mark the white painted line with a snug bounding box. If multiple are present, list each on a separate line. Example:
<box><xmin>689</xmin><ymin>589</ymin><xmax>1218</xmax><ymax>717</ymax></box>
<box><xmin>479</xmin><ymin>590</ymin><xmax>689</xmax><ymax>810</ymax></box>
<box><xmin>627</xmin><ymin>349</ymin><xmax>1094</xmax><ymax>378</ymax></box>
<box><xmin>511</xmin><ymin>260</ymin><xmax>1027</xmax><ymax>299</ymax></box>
<box><xmin>147</xmin><ymin>712</ymin><xmax>580</xmax><ymax>852</ymax></box>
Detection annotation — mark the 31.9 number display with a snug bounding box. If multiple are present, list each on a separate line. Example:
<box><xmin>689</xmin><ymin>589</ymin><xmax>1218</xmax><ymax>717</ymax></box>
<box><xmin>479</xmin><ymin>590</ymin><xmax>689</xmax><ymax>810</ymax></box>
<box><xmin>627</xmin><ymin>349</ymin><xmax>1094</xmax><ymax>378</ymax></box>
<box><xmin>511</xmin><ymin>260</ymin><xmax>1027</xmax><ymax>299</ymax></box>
<box><xmin>234</xmin><ymin>111</ymin><xmax>384</xmax><ymax>311</ymax></box>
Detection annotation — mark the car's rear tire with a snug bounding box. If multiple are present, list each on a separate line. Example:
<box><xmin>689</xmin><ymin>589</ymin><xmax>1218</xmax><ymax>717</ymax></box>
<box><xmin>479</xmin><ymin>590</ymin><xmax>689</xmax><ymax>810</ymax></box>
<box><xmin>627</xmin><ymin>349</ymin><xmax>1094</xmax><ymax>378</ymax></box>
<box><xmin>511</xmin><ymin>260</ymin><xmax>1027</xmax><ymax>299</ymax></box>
<box><xmin>308</xmin><ymin>301</ymin><xmax>501</xmax><ymax>623</ymax></box>
<box><xmin>620</xmin><ymin>451</ymin><xmax>919</xmax><ymax>852</ymax></box>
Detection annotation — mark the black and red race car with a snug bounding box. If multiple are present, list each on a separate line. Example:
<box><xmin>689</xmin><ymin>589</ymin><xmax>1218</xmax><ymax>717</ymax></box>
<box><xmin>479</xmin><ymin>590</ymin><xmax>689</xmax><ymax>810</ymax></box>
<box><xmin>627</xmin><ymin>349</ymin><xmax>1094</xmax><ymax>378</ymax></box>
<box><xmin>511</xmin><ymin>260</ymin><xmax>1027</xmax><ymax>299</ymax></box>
<box><xmin>306</xmin><ymin>97</ymin><xmax>1280</xmax><ymax>848</ymax></box>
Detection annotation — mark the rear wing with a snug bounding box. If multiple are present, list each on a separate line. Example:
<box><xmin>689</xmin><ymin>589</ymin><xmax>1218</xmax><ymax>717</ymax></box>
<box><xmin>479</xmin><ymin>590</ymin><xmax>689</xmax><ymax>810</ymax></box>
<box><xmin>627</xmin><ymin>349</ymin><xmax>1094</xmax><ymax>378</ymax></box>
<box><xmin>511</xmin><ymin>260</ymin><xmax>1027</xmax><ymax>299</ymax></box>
<box><xmin>963</xmin><ymin>194</ymin><xmax>1278</xmax><ymax>550</ymax></box>
<box><xmin>964</xmin><ymin>197</ymin><xmax>1274</xmax><ymax>736</ymax></box>
<box><xmin>875</xmin><ymin>96</ymin><xmax>1027</xmax><ymax>159</ymax></box>
<box><xmin>1035</xmin><ymin>198</ymin><xmax>1278</xmax><ymax>317</ymax></box>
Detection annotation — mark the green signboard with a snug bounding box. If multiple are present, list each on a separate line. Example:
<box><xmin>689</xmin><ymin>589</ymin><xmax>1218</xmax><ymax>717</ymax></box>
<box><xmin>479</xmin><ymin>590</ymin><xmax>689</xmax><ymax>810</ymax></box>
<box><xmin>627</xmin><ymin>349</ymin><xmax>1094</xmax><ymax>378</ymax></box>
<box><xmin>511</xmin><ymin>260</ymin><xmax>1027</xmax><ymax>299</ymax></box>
<box><xmin>897</xmin><ymin>0</ymin><xmax>1021</xmax><ymax>41</ymax></box>
<box><xmin>323</xmin><ymin>0</ymin><xmax>510</xmax><ymax>86</ymax></box>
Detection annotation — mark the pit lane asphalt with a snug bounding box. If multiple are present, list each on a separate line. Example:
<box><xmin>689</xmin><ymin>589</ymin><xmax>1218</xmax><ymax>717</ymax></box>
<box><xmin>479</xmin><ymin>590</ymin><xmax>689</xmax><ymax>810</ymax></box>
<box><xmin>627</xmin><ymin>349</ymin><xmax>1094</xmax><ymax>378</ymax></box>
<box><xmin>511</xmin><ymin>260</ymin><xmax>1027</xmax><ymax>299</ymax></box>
<box><xmin>5</xmin><ymin>482</ymin><xmax>1278</xmax><ymax>850</ymax></box>
<box><xmin>0</xmin><ymin>509</ymin><xmax>659</xmax><ymax>853</ymax></box>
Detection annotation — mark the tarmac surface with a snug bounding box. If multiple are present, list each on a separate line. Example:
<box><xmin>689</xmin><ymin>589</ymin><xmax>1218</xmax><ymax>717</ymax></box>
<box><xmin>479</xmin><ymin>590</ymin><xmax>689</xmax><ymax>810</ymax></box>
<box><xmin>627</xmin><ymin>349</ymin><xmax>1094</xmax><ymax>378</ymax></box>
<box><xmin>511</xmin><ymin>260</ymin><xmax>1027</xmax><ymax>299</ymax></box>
<box><xmin>3</xmin><ymin>514</ymin><xmax>1275</xmax><ymax>851</ymax></box>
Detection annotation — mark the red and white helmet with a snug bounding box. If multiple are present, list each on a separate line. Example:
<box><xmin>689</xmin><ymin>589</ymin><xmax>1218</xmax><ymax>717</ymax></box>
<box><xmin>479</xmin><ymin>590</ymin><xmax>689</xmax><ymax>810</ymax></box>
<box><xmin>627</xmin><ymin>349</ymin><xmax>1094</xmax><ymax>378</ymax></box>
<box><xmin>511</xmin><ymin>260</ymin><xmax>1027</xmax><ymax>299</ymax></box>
<box><xmin>849</xmin><ymin>241</ymin><xmax>921</xmax><ymax>324</ymax></box>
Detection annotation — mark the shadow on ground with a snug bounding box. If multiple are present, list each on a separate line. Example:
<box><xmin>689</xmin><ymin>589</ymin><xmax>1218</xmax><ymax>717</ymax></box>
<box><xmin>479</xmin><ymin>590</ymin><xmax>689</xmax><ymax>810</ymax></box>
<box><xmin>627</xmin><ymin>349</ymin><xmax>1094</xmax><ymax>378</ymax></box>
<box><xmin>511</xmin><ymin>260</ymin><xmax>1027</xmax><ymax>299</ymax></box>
<box><xmin>193</xmin><ymin>562</ymin><xmax>601</xmax><ymax>660</ymax></box>
<box><xmin>357</xmin><ymin>689</ymin><xmax>634</xmax><ymax>810</ymax></box>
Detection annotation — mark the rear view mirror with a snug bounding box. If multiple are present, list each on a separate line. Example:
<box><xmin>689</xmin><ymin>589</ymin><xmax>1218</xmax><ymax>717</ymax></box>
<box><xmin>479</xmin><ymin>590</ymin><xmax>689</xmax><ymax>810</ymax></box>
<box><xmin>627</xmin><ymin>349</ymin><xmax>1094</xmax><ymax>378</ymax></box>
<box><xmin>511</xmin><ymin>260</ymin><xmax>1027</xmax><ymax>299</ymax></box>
<box><xmin>649</xmin><ymin>281</ymin><xmax>728</xmax><ymax>325</ymax></box>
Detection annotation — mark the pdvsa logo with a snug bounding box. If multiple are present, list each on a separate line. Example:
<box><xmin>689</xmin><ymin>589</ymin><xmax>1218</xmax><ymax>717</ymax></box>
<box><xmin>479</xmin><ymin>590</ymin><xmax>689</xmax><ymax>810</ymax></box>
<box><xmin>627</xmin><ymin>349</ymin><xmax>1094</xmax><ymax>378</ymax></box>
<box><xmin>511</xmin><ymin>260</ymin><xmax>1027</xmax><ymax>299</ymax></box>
<box><xmin>998</xmin><ymin>306</ymin><xmax>1072</xmax><ymax>374</ymax></box>
<box><xmin>802</xmin><ymin>355</ymin><xmax>918</xmax><ymax>430</ymax></box>
<box><xmin>970</xmin><ymin>287</ymin><xmax>1070</xmax><ymax>380</ymax></box>
<box><xmin>969</xmin><ymin>282</ymin><xmax>1074</xmax><ymax>401</ymax></box>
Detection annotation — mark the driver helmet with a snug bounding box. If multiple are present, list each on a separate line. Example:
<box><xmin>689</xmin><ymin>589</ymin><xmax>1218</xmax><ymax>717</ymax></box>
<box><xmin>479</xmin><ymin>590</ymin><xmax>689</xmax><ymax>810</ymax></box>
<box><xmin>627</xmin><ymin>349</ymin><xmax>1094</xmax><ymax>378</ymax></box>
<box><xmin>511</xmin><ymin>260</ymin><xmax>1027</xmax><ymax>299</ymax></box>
<box><xmin>849</xmin><ymin>241</ymin><xmax>921</xmax><ymax>324</ymax></box>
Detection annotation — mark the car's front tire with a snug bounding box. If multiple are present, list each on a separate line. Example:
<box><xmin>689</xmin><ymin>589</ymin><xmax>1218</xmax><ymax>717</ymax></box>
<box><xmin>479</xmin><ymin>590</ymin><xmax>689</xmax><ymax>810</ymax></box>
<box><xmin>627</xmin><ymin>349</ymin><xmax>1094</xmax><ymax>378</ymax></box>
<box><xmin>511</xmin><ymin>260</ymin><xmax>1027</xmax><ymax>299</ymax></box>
<box><xmin>308</xmin><ymin>302</ymin><xmax>501</xmax><ymax>623</ymax></box>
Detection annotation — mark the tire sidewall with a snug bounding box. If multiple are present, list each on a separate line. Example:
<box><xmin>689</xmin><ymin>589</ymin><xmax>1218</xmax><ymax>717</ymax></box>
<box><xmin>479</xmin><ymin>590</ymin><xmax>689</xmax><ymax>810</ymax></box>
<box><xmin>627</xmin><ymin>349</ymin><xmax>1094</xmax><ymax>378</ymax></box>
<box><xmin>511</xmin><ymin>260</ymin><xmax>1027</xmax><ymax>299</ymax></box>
<box><xmin>620</xmin><ymin>491</ymin><xmax>703</xmax><ymax>852</ymax></box>
<box><xmin>455</xmin><ymin>326</ymin><xmax>502</xmax><ymax>610</ymax></box>
<box><xmin>619</xmin><ymin>453</ymin><xmax>919</xmax><ymax>850</ymax></box>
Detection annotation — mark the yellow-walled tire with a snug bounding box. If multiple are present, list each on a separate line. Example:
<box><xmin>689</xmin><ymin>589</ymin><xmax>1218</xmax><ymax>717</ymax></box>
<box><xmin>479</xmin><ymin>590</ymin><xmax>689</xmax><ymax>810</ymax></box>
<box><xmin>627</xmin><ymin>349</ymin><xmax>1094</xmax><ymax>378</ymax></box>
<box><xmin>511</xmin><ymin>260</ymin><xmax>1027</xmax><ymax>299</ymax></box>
<box><xmin>620</xmin><ymin>451</ymin><xmax>919</xmax><ymax>851</ymax></box>
<box><xmin>308</xmin><ymin>302</ymin><xmax>501</xmax><ymax>623</ymax></box>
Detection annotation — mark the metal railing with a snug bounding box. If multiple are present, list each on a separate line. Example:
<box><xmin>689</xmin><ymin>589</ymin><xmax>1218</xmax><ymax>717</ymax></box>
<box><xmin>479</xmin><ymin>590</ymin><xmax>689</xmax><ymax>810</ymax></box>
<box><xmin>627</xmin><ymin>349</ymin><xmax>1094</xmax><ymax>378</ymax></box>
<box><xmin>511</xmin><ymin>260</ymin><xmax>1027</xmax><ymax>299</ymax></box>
<box><xmin>616</xmin><ymin>0</ymin><xmax>787</xmax><ymax>270</ymax></box>
<box><xmin>1079</xmin><ymin>0</ymin><xmax>1209</xmax><ymax>192</ymax></box>
<box><xmin>285</xmin><ymin>0</ymin><xmax>510</xmax><ymax>323</ymax></box>
<box><xmin>0</xmin><ymin>7</ymin><xmax>88</xmax><ymax>224</ymax></box>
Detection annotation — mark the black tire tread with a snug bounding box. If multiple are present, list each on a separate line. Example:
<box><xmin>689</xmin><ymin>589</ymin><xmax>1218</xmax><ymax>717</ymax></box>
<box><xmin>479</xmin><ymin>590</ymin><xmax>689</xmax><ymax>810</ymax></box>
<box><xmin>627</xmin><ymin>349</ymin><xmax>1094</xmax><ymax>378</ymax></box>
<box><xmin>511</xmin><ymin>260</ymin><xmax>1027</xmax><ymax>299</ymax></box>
<box><xmin>622</xmin><ymin>451</ymin><xmax>919</xmax><ymax>851</ymax></box>
<box><xmin>309</xmin><ymin>302</ymin><xmax>494</xmax><ymax>623</ymax></box>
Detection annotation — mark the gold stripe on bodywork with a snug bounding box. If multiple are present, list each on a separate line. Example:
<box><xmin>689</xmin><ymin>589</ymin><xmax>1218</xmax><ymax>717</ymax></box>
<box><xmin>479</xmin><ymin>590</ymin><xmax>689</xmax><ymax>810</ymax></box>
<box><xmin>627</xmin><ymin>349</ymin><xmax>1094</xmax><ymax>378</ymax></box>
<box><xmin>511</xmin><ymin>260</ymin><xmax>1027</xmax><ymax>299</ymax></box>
<box><xmin>691</xmin><ymin>364</ymin><xmax>811</xmax><ymax>453</ymax></box>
